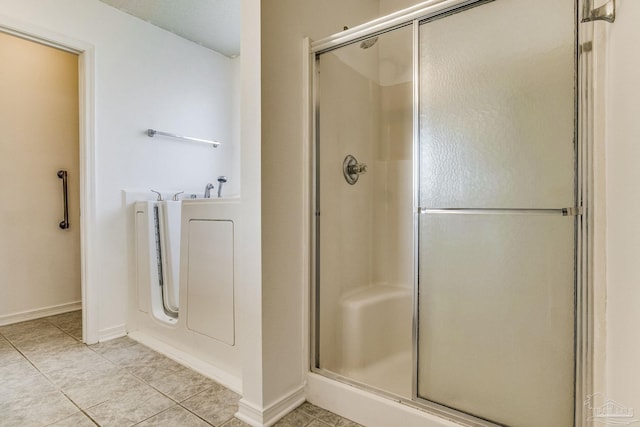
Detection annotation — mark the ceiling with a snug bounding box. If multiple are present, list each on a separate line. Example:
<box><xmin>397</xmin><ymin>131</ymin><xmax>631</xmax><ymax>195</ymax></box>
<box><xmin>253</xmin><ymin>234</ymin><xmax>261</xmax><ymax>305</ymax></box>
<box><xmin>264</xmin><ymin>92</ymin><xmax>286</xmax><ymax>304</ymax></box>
<box><xmin>98</xmin><ymin>0</ymin><xmax>240</xmax><ymax>57</ymax></box>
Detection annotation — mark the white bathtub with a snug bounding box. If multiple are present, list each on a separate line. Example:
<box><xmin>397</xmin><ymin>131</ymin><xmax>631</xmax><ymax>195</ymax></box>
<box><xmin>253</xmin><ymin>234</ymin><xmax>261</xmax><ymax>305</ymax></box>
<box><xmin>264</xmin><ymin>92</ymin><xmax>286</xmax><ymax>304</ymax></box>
<box><xmin>129</xmin><ymin>196</ymin><xmax>242</xmax><ymax>392</ymax></box>
<box><xmin>338</xmin><ymin>285</ymin><xmax>413</xmax><ymax>397</ymax></box>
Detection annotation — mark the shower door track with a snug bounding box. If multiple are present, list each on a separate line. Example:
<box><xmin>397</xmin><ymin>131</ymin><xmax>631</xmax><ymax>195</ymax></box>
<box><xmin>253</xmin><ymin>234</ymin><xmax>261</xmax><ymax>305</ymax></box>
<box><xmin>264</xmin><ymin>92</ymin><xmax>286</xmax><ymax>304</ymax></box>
<box><xmin>311</xmin><ymin>0</ymin><xmax>490</xmax><ymax>54</ymax></box>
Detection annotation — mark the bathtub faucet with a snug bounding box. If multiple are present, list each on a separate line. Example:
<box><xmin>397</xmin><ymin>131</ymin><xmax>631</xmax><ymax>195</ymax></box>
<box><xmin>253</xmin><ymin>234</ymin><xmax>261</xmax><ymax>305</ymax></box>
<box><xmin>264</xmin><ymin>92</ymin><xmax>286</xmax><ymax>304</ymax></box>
<box><xmin>204</xmin><ymin>183</ymin><xmax>214</xmax><ymax>198</ymax></box>
<box><xmin>216</xmin><ymin>176</ymin><xmax>228</xmax><ymax>198</ymax></box>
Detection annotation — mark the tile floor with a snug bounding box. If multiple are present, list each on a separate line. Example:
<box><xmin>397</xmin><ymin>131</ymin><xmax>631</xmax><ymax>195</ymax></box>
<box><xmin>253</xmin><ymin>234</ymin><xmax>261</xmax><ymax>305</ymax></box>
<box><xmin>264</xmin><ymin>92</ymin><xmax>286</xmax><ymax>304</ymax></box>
<box><xmin>0</xmin><ymin>311</ymin><xmax>362</xmax><ymax>427</ymax></box>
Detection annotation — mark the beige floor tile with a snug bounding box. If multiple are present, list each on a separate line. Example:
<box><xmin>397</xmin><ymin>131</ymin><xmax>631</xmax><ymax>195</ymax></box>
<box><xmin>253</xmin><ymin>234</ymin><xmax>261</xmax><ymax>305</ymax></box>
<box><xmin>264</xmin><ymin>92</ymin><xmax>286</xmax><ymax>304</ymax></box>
<box><xmin>2</xmin><ymin>323</ymin><xmax>66</xmax><ymax>344</ymax></box>
<box><xmin>0</xmin><ymin>357</ymin><xmax>41</xmax><ymax>383</ymax></box>
<box><xmin>2</xmin><ymin>321</ymin><xmax>360</xmax><ymax>427</ymax></box>
<box><xmin>126</xmin><ymin>353</ymin><xmax>186</xmax><ymax>383</ymax></box>
<box><xmin>61</xmin><ymin>369</ymin><xmax>149</xmax><ymax>409</ymax></box>
<box><xmin>297</xmin><ymin>402</ymin><xmax>343</xmax><ymax>426</ymax></box>
<box><xmin>93</xmin><ymin>341</ymin><xmax>163</xmax><ymax>368</ymax></box>
<box><xmin>0</xmin><ymin>340</ymin><xmax>26</xmax><ymax>366</ymax></box>
<box><xmin>149</xmin><ymin>367</ymin><xmax>218</xmax><ymax>402</ymax></box>
<box><xmin>45</xmin><ymin>358</ymin><xmax>122</xmax><ymax>390</ymax></box>
<box><xmin>27</xmin><ymin>343</ymin><xmax>107</xmax><ymax>373</ymax></box>
<box><xmin>181</xmin><ymin>384</ymin><xmax>240</xmax><ymax>426</ymax></box>
<box><xmin>1</xmin><ymin>371</ymin><xmax>58</xmax><ymax>403</ymax></box>
<box><xmin>0</xmin><ymin>334</ymin><xmax>13</xmax><ymax>347</ymax></box>
<box><xmin>11</xmin><ymin>331</ymin><xmax>79</xmax><ymax>355</ymax></box>
<box><xmin>0</xmin><ymin>318</ymin><xmax>52</xmax><ymax>338</ymax></box>
<box><xmin>47</xmin><ymin>411</ymin><xmax>97</xmax><ymax>426</ymax></box>
<box><xmin>0</xmin><ymin>390</ymin><xmax>78</xmax><ymax>427</ymax></box>
<box><xmin>335</xmin><ymin>418</ymin><xmax>363</xmax><ymax>427</ymax></box>
<box><xmin>86</xmin><ymin>384</ymin><xmax>174</xmax><ymax>426</ymax></box>
<box><xmin>136</xmin><ymin>405</ymin><xmax>212</xmax><ymax>427</ymax></box>
<box><xmin>274</xmin><ymin>409</ymin><xmax>315</xmax><ymax>427</ymax></box>
<box><xmin>89</xmin><ymin>336</ymin><xmax>138</xmax><ymax>354</ymax></box>
<box><xmin>220</xmin><ymin>418</ymin><xmax>252</xmax><ymax>427</ymax></box>
<box><xmin>65</xmin><ymin>326</ymin><xmax>83</xmax><ymax>341</ymax></box>
<box><xmin>45</xmin><ymin>310</ymin><xmax>82</xmax><ymax>330</ymax></box>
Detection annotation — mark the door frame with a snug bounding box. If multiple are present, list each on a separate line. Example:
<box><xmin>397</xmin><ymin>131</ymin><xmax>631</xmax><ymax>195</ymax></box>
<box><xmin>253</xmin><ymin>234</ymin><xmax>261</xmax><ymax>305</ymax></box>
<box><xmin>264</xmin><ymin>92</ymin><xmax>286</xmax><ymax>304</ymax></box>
<box><xmin>0</xmin><ymin>17</ymin><xmax>98</xmax><ymax>344</ymax></box>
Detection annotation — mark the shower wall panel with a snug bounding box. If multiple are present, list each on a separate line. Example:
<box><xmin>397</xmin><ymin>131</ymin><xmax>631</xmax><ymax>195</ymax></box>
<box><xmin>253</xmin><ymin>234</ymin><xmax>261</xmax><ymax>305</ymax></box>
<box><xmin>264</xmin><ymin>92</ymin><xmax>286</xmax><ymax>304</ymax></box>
<box><xmin>374</xmin><ymin>82</ymin><xmax>413</xmax><ymax>288</ymax></box>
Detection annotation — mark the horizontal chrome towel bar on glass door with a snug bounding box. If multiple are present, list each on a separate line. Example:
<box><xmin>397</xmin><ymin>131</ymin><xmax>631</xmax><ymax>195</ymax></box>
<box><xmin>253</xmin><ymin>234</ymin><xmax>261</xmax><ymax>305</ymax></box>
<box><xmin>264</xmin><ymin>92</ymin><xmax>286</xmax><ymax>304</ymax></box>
<box><xmin>418</xmin><ymin>207</ymin><xmax>582</xmax><ymax>217</ymax></box>
<box><xmin>147</xmin><ymin>129</ymin><xmax>221</xmax><ymax>147</ymax></box>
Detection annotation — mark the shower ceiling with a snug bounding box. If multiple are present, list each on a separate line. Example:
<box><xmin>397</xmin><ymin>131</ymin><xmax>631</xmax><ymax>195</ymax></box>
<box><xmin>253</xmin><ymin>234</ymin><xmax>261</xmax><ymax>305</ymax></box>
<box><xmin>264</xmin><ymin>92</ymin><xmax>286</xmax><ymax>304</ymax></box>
<box><xmin>98</xmin><ymin>0</ymin><xmax>240</xmax><ymax>57</ymax></box>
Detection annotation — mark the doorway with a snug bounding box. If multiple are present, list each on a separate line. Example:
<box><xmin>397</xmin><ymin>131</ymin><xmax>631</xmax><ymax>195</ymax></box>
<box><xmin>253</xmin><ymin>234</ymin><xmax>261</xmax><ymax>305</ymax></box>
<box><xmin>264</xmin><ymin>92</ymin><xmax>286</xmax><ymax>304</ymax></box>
<box><xmin>0</xmin><ymin>30</ymin><xmax>85</xmax><ymax>338</ymax></box>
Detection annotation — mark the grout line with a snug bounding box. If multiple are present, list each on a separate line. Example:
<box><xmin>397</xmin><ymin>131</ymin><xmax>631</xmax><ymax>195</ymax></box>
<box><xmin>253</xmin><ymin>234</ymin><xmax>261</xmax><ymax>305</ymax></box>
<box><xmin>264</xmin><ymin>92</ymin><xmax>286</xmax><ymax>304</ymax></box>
<box><xmin>176</xmin><ymin>402</ymin><xmax>217</xmax><ymax>426</ymax></box>
<box><xmin>2</xmin><ymin>331</ymin><xmax>49</xmax><ymax>374</ymax></box>
<box><xmin>130</xmin><ymin>404</ymin><xmax>214</xmax><ymax>426</ymax></box>
<box><xmin>132</xmin><ymin>405</ymin><xmax>175</xmax><ymax>426</ymax></box>
<box><xmin>44</xmin><ymin>311</ymin><xmax>84</xmax><ymax>342</ymax></box>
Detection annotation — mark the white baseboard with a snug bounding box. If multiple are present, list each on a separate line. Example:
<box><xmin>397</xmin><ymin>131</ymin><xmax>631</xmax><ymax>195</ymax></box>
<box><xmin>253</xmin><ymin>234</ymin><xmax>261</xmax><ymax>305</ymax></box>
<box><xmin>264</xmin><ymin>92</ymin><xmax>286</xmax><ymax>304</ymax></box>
<box><xmin>306</xmin><ymin>373</ymin><xmax>463</xmax><ymax>427</ymax></box>
<box><xmin>0</xmin><ymin>301</ymin><xmax>81</xmax><ymax>326</ymax></box>
<box><xmin>128</xmin><ymin>330</ymin><xmax>242</xmax><ymax>394</ymax></box>
<box><xmin>98</xmin><ymin>324</ymin><xmax>127</xmax><ymax>342</ymax></box>
<box><xmin>236</xmin><ymin>385</ymin><xmax>306</xmax><ymax>427</ymax></box>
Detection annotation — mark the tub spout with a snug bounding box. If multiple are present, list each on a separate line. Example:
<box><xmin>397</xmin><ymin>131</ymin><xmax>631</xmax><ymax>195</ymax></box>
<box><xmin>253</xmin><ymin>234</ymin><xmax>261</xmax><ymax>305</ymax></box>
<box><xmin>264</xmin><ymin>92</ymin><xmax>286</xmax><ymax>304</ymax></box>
<box><xmin>204</xmin><ymin>183</ymin><xmax>214</xmax><ymax>198</ymax></box>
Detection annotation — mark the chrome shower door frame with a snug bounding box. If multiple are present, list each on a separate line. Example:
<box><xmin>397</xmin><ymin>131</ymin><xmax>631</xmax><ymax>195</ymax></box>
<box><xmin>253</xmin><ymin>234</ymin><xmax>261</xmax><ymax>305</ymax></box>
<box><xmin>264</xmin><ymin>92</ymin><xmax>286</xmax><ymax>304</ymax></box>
<box><xmin>309</xmin><ymin>1</ymin><xmax>597</xmax><ymax>425</ymax></box>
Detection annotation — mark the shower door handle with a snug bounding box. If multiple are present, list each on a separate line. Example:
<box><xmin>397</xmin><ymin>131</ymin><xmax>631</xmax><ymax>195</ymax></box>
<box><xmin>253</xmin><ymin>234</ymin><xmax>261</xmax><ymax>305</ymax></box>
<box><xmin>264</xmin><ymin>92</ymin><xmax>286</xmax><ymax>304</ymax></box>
<box><xmin>57</xmin><ymin>170</ymin><xmax>69</xmax><ymax>229</ymax></box>
<box><xmin>417</xmin><ymin>207</ymin><xmax>582</xmax><ymax>217</ymax></box>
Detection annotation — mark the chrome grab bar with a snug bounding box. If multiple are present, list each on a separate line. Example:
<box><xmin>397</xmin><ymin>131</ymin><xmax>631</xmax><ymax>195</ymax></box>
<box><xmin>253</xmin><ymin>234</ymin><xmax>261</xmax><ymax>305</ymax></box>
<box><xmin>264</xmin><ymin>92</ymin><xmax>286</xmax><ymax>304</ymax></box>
<box><xmin>418</xmin><ymin>207</ymin><xmax>582</xmax><ymax>217</ymax></box>
<box><xmin>57</xmin><ymin>170</ymin><xmax>69</xmax><ymax>229</ymax></box>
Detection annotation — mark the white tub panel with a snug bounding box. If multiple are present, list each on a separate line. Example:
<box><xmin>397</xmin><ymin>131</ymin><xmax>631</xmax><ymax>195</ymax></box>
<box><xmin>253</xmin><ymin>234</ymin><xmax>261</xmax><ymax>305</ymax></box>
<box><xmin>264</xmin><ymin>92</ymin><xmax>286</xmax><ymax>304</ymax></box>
<box><xmin>186</xmin><ymin>220</ymin><xmax>235</xmax><ymax>346</ymax></box>
<box><xmin>128</xmin><ymin>196</ymin><xmax>242</xmax><ymax>391</ymax></box>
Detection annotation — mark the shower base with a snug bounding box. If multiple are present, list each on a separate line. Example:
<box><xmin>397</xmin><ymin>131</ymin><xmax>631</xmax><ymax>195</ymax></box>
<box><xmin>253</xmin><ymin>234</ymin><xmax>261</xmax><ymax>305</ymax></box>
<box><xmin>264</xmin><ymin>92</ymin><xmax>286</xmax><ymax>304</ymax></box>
<box><xmin>344</xmin><ymin>350</ymin><xmax>412</xmax><ymax>398</ymax></box>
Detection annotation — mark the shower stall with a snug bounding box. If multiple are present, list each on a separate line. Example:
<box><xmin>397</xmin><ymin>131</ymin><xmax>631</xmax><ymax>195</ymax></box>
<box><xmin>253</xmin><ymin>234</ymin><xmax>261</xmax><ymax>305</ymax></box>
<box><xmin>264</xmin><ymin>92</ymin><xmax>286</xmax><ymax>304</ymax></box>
<box><xmin>311</xmin><ymin>1</ymin><xmax>593</xmax><ymax>426</ymax></box>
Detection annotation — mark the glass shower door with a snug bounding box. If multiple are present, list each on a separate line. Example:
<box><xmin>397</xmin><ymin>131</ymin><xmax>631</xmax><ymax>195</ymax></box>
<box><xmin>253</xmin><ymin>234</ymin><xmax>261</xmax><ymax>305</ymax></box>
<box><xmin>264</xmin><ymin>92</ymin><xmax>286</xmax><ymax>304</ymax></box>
<box><xmin>417</xmin><ymin>1</ymin><xmax>577</xmax><ymax>426</ymax></box>
<box><xmin>315</xmin><ymin>25</ymin><xmax>415</xmax><ymax>398</ymax></box>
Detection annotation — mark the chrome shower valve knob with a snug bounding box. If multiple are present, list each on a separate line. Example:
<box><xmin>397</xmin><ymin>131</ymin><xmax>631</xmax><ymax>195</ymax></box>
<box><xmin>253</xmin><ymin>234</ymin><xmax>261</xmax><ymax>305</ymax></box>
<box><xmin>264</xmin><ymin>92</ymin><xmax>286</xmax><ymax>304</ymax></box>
<box><xmin>347</xmin><ymin>162</ymin><xmax>367</xmax><ymax>175</ymax></box>
<box><xmin>343</xmin><ymin>154</ymin><xmax>367</xmax><ymax>185</ymax></box>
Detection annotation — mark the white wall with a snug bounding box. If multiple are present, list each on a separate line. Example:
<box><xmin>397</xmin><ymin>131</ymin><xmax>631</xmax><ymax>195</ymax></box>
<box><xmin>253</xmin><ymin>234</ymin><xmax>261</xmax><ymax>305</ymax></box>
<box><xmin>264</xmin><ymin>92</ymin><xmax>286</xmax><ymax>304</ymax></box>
<box><xmin>259</xmin><ymin>0</ymin><xmax>383</xmax><ymax>414</ymax></box>
<box><xmin>0</xmin><ymin>0</ymin><xmax>240</xmax><ymax>340</ymax></box>
<box><xmin>605</xmin><ymin>0</ymin><xmax>640</xmax><ymax>416</ymax></box>
<box><xmin>237</xmin><ymin>0</ymin><xmax>264</xmax><ymax>414</ymax></box>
